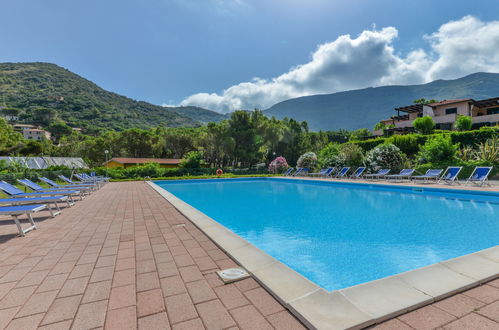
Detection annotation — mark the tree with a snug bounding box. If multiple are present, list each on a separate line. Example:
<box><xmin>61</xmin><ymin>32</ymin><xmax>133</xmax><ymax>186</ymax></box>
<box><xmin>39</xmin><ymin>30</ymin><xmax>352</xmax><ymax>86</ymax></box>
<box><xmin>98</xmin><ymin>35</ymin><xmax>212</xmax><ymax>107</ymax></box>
<box><xmin>455</xmin><ymin>115</ymin><xmax>472</xmax><ymax>131</ymax></box>
<box><xmin>413</xmin><ymin>98</ymin><xmax>439</xmax><ymax>105</ymax></box>
<box><xmin>349</xmin><ymin>128</ymin><xmax>371</xmax><ymax>141</ymax></box>
<box><xmin>48</xmin><ymin>121</ymin><xmax>73</xmax><ymax>142</ymax></box>
<box><xmin>0</xmin><ymin>118</ymin><xmax>23</xmax><ymax>154</ymax></box>
<box><xmin>413</xmin><ymin>116</ymin><xmax>435</xmax><ymax>135</ymax></box>
<box><xmin>180</xmin><ymin>151</ymin><xmax>206</xmax><ymax>168</ymax></box>
<box><xmin>374</xmin><ymin>122</ymin><xmax>386</xmax><ymax>131</ymax></box>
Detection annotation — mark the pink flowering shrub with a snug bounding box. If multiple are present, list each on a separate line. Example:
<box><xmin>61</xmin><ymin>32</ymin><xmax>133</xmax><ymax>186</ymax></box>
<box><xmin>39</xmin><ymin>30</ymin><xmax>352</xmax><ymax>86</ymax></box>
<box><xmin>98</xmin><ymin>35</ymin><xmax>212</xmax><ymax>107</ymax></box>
<box><xmin>268</xmin><ymin>156</ymin><xmax>289</xmax><ymax>174</ymax></box>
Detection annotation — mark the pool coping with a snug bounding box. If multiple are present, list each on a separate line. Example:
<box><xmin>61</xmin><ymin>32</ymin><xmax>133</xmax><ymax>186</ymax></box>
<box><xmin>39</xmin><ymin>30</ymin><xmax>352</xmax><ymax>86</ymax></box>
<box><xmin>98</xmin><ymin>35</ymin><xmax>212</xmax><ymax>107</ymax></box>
<box><xmin>147</xmin><ymin>179</ymin><xmax>499</xmax><ymax>330</ymax></box>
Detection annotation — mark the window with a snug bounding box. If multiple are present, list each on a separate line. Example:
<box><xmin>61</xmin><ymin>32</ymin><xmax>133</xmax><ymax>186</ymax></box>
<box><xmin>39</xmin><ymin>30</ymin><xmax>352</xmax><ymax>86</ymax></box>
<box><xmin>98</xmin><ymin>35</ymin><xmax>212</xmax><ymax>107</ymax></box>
<box><xmin>486</xmin><ymin>107</ymin><xmax>499</xmax><ymax>115</ymax></box>
<box><xmin>445</xmin><ymin>108</ymin><xmax>457</xmax><ymax>115</ymax></box>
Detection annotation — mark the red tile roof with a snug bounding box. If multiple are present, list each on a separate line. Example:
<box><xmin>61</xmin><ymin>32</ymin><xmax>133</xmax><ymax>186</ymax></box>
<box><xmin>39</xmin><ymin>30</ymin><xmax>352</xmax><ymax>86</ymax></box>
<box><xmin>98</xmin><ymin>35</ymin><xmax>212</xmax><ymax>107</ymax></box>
<box><xmin>427</xmin><ymin>99</ymin><xmax>471</xmax><ymax>107</ymax></box>
<box><xmin>106</xmin><ymin>157</ymin><xmax>181</xmax><ymax>165</ymax></box>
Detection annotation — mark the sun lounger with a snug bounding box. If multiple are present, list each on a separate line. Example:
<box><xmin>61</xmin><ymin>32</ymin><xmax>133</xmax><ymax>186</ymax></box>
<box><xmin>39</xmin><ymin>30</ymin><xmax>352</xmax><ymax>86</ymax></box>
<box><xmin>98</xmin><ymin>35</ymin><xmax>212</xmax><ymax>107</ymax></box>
<box><xmin>364</xmin><ymin>169</ymin><xmax>390</xmax><ymax>180</ymax></box>
<box><xmin>18</xmin><ymin>179</ymin><xmax>90</xmax><ymax>197</ymax></box>
<box><xmin>76</xmin><ymin>173</ymin><xmax>108</xmax><ymax>184</ymax></box>
<box><xmin>58</xmin><ymin>175</ymin><xmax>98</xmax><ymax>188</ymax></box>
<box><xmin>0</xmin><ymin>196</ymin><xmax>69</xmax><ymax>215</ymax></box>
<box><xmin>282</xmin><ymin>168</ymin><xmax>294</xmax><ymax>176</ymax></box>
<box><xmin>335</xmin><ymin>167</ymin><xmax>350</xmax><ymax>178</ymax></box>
<box><xmin>385</xmin><ymin>169</ymin><xmax>415</xmax><ymax>181</ymax></box>
<box><xmin>40</xmin><ymin>177</ymin><xmax>97</xmax><ymax>191</ymax></box>
<box><xmin>438</xmin><ymin>167</ymin><xmax>462</xmax><ymax>185</ymax></box>
<box><xmin>412</xmin><ymin>169</ymin><xmax>443</xmax><ymax>182</ymax></box>
<box><xmin>300</xmin><ymin>168</ymin><xmax>310</xmax><ymax>176</ymax></box>
<box><xmin>466</xmin><ymin>166</ymin><xmax>493</xmax><ymax>186</ymax></box>
<box><xmin>350</xmin><ymin>167</ymin><xmax>365</xmax><ymax>179</ymax></box>
<box><xmin>0</xmin><ymin>204</ymin><xmax>47</xmax><ymax>236</ymax></box>
<box><xmin>0</xmin><ymin>181</ymin><xmax>79</xmax><ymax>204</ymax></box>
<box><xmin>309</xmin><ymin>167</ymin><xmax>334</xmax><ymax>177</ymax></box>
<box><xmin>292</xmin><ymin>168</ymin><xmax>303</xmax><ymax>176</ymax></box>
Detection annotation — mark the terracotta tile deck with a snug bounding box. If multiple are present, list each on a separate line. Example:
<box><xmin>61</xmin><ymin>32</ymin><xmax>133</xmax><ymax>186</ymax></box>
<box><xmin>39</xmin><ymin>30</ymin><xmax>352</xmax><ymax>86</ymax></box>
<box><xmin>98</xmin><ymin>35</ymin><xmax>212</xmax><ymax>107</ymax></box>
<box><xmin>0</xmin><ymin>182</ymin><xmax>305</xmax><ymax>329</ymax></box>
<box><xmin>0</xmin><ymin>180</ymin><xmax>497</xmax><ymax>329</ymax></box>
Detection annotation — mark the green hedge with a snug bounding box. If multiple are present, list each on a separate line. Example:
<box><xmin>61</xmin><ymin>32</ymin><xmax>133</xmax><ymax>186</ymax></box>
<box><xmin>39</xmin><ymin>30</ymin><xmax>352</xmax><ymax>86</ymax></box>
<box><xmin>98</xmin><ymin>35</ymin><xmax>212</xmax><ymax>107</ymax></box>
<box><xmin>351</xmin><ymin>127</ymin><xmax>499</xmax><ymax>156</ymax></box>
<box><xmin>93</xmin><ymin>164</ymin><xmax>270</xmax><ymax>180</ymax></box>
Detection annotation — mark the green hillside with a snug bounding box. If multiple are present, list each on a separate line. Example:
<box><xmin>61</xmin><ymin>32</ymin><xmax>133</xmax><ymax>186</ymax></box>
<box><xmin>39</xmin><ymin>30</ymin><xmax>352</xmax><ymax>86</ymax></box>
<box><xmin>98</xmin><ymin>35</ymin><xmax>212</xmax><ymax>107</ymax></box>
<box><xmin>265</xmin><ymin>72</ymin><xmax>499</xmax><ymax>131</ymax></box>
<box><xmin>0</xmin><ymin>62</ymin><xmax>222</xmax><ymax>133</ymax></box>
<box><xmin>172</xmin><ymin>106</ymin><xmax>227</xmax><ymax>124</ymax></box>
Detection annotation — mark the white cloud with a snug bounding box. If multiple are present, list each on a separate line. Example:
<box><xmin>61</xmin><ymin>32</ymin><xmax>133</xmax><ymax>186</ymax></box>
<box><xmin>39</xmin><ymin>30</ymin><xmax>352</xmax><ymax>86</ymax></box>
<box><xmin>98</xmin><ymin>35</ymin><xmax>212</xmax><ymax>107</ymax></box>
<box><xmin>179</xmin><ymin>16</ymin><xmax>499</xmax><ymax>113</ymax></box>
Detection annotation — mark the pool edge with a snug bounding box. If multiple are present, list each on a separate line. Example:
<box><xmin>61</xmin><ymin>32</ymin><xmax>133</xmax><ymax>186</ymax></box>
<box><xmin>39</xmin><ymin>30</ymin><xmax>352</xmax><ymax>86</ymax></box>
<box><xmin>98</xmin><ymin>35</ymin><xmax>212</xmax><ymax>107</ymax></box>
<box><xmin>147</xmin><ymin>180</ymin><xmax>499</xmax><ymax>330</ymax></box>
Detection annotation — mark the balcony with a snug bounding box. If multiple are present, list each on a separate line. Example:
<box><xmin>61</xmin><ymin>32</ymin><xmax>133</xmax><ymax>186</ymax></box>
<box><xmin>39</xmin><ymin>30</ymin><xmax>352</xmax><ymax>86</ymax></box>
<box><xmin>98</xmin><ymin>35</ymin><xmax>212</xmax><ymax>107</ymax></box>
<box><xmin>432</xmin><ymin>113</ymin><xmax>457</xmax><ymax>124</ymax></box>
<box><xmin>472</xmin><ymin>113</ymin><xmax>499</xmax><ymax>124</ymax></box>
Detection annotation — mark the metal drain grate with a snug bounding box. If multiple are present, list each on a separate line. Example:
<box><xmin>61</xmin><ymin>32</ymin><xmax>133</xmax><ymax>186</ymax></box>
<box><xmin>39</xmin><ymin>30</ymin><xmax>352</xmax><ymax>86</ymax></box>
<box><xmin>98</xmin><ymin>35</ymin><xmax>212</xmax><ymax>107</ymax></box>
<box><xmin>217</xmin><ymin>267</ymin><xmax>250</xmax><ymax>284</ymax></box>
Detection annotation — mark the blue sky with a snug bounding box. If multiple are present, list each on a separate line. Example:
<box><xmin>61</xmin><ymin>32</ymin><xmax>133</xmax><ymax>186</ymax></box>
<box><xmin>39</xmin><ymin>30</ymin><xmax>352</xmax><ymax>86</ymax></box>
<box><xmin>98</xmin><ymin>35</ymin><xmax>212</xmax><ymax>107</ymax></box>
<box><xmin>2</xmin><ymin>0</ymin><xmax>499</xmax><ymax>112</ymax></box>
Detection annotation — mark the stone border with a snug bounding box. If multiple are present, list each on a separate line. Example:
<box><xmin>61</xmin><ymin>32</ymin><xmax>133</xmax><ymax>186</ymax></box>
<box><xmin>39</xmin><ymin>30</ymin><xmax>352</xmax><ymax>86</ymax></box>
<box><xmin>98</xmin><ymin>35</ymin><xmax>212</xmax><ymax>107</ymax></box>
<box><xmin>147</xmin><ymin>179</ymin><xmax>499</xmax><ymax>330</ymax></box>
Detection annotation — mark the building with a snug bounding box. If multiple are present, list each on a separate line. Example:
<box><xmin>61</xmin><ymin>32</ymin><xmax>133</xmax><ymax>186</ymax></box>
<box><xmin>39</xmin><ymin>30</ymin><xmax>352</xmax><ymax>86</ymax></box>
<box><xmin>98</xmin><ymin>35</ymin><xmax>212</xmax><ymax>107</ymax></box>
<box><xmin>103</xmin><ymin>157</ymin><xmax>182</xmax><ymax>169</ymax></box>
<box><xmin>12</xmin><ymin>124</ymin><xmax>37</xmax><ymax>131</ymax></box>
<box><xmin>22</xmin><ymin>128</ymin><xmax>52</xmax><ymax>141</ymax></box>
<box><xmin>374</xmin><ymin>97</ymin><xmax>499</xmax><ymax>136</ymax></box>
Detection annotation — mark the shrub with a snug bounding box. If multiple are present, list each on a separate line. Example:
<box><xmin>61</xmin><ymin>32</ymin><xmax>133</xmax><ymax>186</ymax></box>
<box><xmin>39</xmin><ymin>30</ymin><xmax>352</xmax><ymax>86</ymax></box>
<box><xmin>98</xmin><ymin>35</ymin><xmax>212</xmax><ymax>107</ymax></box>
<box><xmin>417</xmin><ymin>135</ymin><xmax>459</xmax><ymax>164</ymax></box>
<box><xmin>386</xmin><ymin>134</ymin><xmax>426</xmax><ymax>156</ymax></box>
<box><xmin>340</xmin><ymin>143</ymin><xmax>364</xmax><ymax>167</ymax></box>
<box><xmin>455</xmin><ymin>115</ymin><xmax>472</xmax><ymax>131</ymax></box>
<box><xmin>180</xmin><ymin>151</ymin><xmax>206</xmax><ymax>168</ymax></box>
<box><xmin>318</xmin><ymin>143</ymin><xmax>341</xmax><ymax>168</ymax></box>
<box><xmin>413</xmin><ymin>116</ymin><xmax>435</xmax><ymax>135</ymax></box>
<box><xmin>268</xmin><ymin>156</ymin><xmax>289</xmax><ymax>174</ymax></box>
<box><xmin>473</xmin><ymin>137</ymin><xmax>499</xmax><ymax>163</ymax></box>
<box><xmin>365</xmin><ymin>144</ymin><xmax>406</xmax><ymax>172</ymax></box>
<box><xmin>297</xmin><ymin>152</ymin><xmax>318</xmax><ymax>169</ymax></box>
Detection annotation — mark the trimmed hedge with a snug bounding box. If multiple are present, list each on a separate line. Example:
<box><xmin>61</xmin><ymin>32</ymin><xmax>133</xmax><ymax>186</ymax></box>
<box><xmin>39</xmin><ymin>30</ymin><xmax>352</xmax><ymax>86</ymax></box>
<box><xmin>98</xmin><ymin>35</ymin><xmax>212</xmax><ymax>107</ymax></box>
<box><xmin>350</xmin><ymin>127</ymin><xmax>499</xmax><ymax>156</ymax></box>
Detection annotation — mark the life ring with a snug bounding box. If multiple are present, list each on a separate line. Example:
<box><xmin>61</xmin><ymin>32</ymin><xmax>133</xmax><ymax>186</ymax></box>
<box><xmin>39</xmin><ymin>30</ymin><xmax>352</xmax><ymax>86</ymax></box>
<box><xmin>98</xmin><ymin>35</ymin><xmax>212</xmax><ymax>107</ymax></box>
<box><xmin>216</xmin><ymin>169</ymin><xmax>223</xmax><ymax>177</ymax></box>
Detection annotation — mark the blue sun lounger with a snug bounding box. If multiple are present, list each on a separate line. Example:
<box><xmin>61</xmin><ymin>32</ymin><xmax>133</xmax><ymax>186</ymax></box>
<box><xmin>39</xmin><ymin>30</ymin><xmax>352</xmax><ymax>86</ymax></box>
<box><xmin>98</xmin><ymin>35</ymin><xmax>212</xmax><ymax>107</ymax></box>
<box><xmin>0</xmin><ymin>196</ymin><xmax>69</xmax><ymax>215</ymax></box>
<box><xmin>364</xmin><ymin>169</ymin><xmax>390</xmax><ymax>180</ymax></box>
<box><xmin>40</xmin><ymin>177</ymin><xmax>96</xmax><ymax>191</ymax></box>
<box><xmin>412</xmin><ymin>169</ymin><xmax>443</xmax><ymax>182</ymax></box>
<box><xmin>0</xmin><ymin>181</ymin><xmax>79</xmax><ymax>204</ymax></box>
<box><xmin>76</xmin><ymin>173</ymin><xmax>108</xmax><ymax>185</ymax></box>
<box><xmin>300</xmin><ymin>168</ymin><xmax>310</xmax><ymax>176</ymax></box>
<box><xmin>0</xmin><ymin>204</ymin><xmax>47</xmax><ymax>236</ymax></box>
<box><xmin>466</xmin><ymin>166</ymin><xmax>493</xmax><ymax>186</ymax></box>
<box><xmin>438</xmin><ymin>167</ymin><xmax>462</xmax><ymax>185</ymax></box>
<box><xmin>17</xmin><ymin>179</ymin><xmax>86</xmax><ymax>199</ymax></box>
<box><xmin>58</xmin><ymin>175</ymin><xmax>98</xmax><ymax>188</ymax></box>
<box><xmin>350</xmin><ymin>167</ymin><xmax>365</xmax><ymax>179</ymax></box>
<box><xmin>309</xmin><ymin>167</ymin><xmax>334</xmax><ymax>177</ymax></box>
<box><xmin>292</xmin><ymin>168</ymin><xmax>303</xmax><ymax>176</ymax></box>
<box><xmin>385</xmin><ymin>169</ymin><xmax>415</xmax><ymax>181</ymax></box>
<box><xmin>283</xmin><ymin>168</ymin><xmax>294</xmax><ymax>176</ymax></box>
<box><xmin>335</xmin><ymin>167</ymin><xmax>350</xmax><ymax>178</ymax></box>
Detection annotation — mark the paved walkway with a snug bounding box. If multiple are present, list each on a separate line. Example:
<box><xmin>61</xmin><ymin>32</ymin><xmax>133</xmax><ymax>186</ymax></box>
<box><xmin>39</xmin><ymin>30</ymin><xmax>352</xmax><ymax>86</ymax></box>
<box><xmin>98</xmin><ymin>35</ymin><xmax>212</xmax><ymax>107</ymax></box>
<box><xmin>0</xmin><ymin>181</ymin><xmax>498</xmax><ymax>329</ymax></box>
<box><xmin>0</xmin><ymin>182</ymin><xmax>305</xmax><ymax>329</ymax></box>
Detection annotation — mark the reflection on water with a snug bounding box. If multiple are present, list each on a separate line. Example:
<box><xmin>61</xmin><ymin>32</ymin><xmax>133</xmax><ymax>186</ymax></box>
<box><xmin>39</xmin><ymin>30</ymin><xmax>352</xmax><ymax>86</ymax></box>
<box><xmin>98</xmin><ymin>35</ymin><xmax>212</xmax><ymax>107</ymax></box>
<box><xmin>157</xmin><ymin>179</ymin><xmax>499</xmax><ymax>290</ymax></box>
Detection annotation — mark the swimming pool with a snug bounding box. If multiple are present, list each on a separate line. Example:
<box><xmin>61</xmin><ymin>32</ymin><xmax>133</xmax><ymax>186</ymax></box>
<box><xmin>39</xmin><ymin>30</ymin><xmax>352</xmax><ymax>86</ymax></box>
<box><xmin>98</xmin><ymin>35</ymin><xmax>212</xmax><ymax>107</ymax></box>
<box><xmin>154</xmin><ymin>178</ymin><xmax>499</xmax><ymax>291</ymax></box>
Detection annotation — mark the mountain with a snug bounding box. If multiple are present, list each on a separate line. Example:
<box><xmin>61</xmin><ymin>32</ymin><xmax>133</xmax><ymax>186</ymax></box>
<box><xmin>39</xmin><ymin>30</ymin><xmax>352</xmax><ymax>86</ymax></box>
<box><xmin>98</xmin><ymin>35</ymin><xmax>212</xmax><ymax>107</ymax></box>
<box><xmin>172</xmin><ymin>106</ymin><xmax>228</xmax><ymax>124</ymax></box>
<box><xmin>0</xmin><ymin>62</ymin><xmax>222</xmax><ymax>133</ymax></box>
<box><xmin>265</xmin><ymin>73</ymin><xmax>499</xmax><ymax>131</ymax></box>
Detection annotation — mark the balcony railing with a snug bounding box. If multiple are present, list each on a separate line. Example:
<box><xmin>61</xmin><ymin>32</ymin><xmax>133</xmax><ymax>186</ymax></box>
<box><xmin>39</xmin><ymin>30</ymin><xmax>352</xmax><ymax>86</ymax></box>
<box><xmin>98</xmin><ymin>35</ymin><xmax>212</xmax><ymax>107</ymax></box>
<box><xmin>472</xmin><ymin>113</ymin><xmax>499</xmax><ymax>124</ymax></box>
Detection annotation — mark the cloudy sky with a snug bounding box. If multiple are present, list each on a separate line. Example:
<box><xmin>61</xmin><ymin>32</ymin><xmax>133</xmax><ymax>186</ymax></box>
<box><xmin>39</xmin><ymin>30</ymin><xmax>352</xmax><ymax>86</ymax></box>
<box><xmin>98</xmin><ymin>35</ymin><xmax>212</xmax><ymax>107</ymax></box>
<box><xmin>2</xmin><ymin>0</ymin><xmax>499</xmax><ymax>113</ymax></box>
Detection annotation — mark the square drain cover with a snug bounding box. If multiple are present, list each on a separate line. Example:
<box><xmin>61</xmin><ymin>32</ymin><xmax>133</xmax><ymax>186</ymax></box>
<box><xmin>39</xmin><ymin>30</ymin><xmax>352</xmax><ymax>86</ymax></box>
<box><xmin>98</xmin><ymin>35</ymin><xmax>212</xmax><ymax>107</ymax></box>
<box><xmin>217</xmin><ymin>267</ymin><xmax>250</xmax><ymax>284</ymax></box>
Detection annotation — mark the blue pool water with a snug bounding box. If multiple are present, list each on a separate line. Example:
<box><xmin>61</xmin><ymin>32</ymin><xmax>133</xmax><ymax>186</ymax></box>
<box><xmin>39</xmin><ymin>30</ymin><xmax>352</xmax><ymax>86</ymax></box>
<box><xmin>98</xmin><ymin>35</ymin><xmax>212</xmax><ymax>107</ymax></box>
<box><xmin>154</xmin><ymin>178</ymin><xmax>499</xmax><ymax>291</ymax></box>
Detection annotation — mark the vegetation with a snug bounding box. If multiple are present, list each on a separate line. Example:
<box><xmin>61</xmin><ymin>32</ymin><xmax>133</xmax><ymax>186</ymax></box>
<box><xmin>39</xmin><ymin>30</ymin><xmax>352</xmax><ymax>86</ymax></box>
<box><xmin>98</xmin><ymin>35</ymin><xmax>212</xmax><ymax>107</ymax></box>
<box><xmin>413</xmin><ymin>116</ymin><xmax>435</xmax><ymax>135</ymax></box>
<box><xmin>265</xmin><ymin>72</ymin><xmax>499</xmax><ymax>131</ymax></box>
<box><xmin>0</xmin><ymin>62</ymin><xmax>224</xmax><ymax>134</ymax></box>
<box><xmin>455</xmin><ymin>115</ymin><xmax>472</xmax><ymax>131</ymax></box>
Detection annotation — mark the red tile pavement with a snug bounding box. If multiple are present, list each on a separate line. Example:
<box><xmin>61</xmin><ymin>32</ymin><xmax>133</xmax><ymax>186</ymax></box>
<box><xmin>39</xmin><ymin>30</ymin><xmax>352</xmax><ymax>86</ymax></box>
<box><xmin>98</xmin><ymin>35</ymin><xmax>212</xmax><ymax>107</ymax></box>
<box><xmin>0</xmin><ymin>181</ymin><xmax>498</xmax><ymax>329</ymax></box>
<box><xmin>0</xmin><ymin>182</ymin><xmax>306</xmax><ymax>329</ymax></box>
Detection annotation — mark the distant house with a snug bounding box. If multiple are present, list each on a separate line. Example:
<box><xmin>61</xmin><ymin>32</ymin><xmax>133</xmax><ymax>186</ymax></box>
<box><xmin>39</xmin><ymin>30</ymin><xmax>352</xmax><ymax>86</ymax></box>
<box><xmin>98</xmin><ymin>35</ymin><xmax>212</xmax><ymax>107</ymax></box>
<box><xmin>103</xmin><ymin>157</ymin><xmax>182</xmax><ymax>169</ymax></box>
<box><xmin>375</xmin><ymin>97</ymin><xmax>499</xmax><ymax>136</ymax></box>
<box><xmin>12</xmin><ymin>124</ymin><xmax>37</xmax><ymax>131</ymax></box>
<box><xmin>23</xmin><ymin>128</ymin><xmax>52</xmax><ymax>141</ymax></box>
